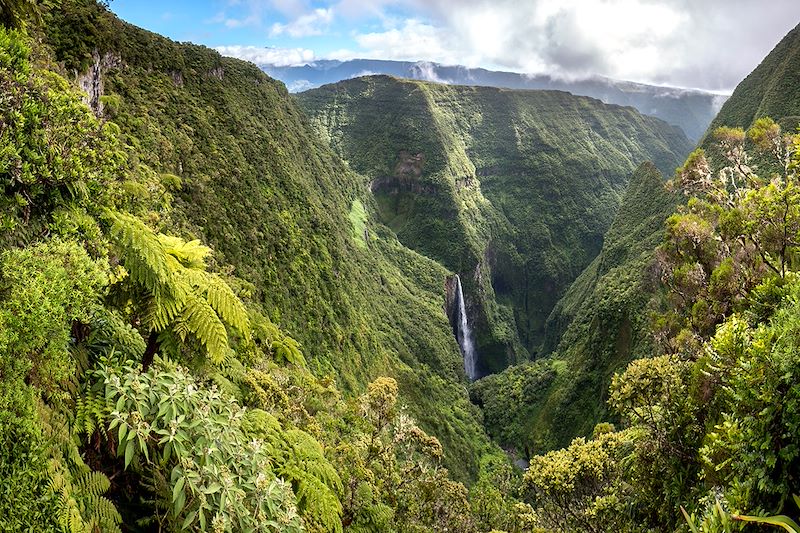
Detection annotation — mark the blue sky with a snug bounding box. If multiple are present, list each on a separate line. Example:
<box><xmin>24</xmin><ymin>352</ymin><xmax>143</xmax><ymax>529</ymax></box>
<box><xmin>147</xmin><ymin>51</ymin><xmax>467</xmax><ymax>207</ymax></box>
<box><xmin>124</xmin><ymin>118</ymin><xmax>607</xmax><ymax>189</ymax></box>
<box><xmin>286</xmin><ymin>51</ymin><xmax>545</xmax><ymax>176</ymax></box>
<box><xmin>109</xmin><ymin>0</ymin><xmax>800</xmax><ymax>92</ymax></box>
<box><xmin>111</xmin><ymin>0</ymin><xmax>405</xmax><ymax>59</ymax></box>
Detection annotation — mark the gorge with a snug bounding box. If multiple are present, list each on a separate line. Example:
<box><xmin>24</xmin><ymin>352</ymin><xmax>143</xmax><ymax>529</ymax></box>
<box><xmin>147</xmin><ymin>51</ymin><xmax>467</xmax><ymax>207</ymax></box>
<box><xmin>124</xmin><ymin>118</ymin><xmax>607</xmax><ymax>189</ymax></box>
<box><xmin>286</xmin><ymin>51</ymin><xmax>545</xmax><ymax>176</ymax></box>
<box><xmin>2</xmin><ymin>1</ymin><xmax>800</xmax><ymax>531</ymax></box>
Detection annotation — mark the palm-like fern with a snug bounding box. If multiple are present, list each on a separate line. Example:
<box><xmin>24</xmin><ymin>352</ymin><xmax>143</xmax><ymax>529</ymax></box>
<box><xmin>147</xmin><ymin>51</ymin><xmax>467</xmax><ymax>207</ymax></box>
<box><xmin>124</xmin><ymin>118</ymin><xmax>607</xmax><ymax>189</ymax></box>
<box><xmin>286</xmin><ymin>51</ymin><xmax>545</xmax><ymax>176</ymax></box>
<box><xmin>40</xmin><ymin>405</ymin><xmax>122</xmax><ymax>533</ymax></box>
<box><xmin>105</xmin><ymin>210</ymin><xmax>250</xmax><ymax>365</ymax></box>
<box><xmin>281</xmin><ymin>428</ymin><xmax>344</xmax><ymax>533</ymax></box>
<box><xmin>242</xmin><ymin>409</ymin><xmax>344</xmax><ymax>532</ymax></box>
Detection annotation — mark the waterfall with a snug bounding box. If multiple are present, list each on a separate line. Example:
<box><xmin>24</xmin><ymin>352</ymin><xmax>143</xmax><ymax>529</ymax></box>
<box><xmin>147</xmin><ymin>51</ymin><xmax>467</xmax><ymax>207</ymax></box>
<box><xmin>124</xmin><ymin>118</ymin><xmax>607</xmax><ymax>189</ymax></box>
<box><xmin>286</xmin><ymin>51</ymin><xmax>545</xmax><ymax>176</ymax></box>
<box><xmin>454</xmin><ymin>275</ymin><xmax>478</xmax><ymax>381</ymax></box>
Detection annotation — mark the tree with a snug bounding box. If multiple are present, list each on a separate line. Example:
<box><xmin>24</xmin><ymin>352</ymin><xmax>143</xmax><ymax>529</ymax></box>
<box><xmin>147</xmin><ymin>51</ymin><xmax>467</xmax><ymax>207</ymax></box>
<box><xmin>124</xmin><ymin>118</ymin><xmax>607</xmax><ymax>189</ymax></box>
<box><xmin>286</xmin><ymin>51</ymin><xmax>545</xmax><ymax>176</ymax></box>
<box><xmin>0</xmin><ymin>0</ymin><xmax>38</xmax><ymax>28</ymax></box>
<box><xmin>654</xmin><ymin>119</ymin><xmax>800</xmax><ymax>350</ymax></box>
<box><xmin>104</xmin><ymin>211</ymin><xmax>250</xmax><ymax>369</ymax></box>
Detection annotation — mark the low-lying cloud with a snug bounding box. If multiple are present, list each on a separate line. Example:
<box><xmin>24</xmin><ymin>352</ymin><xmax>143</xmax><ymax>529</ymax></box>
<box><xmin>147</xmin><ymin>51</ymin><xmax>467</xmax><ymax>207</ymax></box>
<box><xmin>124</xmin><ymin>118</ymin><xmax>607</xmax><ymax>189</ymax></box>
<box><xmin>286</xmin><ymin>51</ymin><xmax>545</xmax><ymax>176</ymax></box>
<box><xmin>343</xmin><ymin>0</ymin><xmax>800</xmax><ymax>91</ymax></box>
<box><xmin>215</xmin><ymin>45</ymin><xmax>315</xmax><ymax>66</ymax></box>
<box><xmin>215</xmin><ymin>0</ymin><xmax>800</xmax><ymax>92</ymax></box>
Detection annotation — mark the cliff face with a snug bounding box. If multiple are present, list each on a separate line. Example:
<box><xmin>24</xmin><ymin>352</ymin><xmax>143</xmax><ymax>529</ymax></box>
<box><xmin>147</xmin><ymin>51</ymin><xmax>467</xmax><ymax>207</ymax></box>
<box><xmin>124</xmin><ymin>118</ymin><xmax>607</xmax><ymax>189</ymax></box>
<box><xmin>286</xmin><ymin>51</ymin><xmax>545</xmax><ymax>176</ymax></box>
<box><xmin>298</xmin><ymin>76</ymin><xmax>693</xmax><ymax>375</ymax></box>
<box><xmin>75</xmin><ymin>50</ymin><xmax>120</xmax><ymax>115</ymax></box>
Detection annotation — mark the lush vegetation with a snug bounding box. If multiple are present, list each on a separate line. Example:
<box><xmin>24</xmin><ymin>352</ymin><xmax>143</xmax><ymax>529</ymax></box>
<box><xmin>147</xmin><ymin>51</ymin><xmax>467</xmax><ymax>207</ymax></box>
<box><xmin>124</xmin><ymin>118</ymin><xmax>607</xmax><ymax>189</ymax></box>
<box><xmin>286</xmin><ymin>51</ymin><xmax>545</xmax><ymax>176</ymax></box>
<box><xmin>472</xmin><ymin>22</ymin><xmax>800</xmax><ymax>458</ymax></box>
<box><xmin>298</xmin><ymin>76</ymin><xmax>693</xmax><ymax>375</ymax></box>
<box><xmin>513</xmin><ymin>117</ymin><xmax>800</xmax><ymax>531</ymax></box>
<box><xmin>5</xmin><ymin>0</ymin><xmax>800</xmax><ymax>531</ymax></box>
<box><xmin>36</xmin><ymin>0</ymin><xmax>509</xmax><ymax>484</ymax></box>
<box><xmin>473</xmin><ymin>162</ymin><xmax>684</xmax><ymax>452</ymax></box>
<box><xmin>0</xmin><ymin>3</ymin><xmax>535</xmax><ymax>530</ymax></box>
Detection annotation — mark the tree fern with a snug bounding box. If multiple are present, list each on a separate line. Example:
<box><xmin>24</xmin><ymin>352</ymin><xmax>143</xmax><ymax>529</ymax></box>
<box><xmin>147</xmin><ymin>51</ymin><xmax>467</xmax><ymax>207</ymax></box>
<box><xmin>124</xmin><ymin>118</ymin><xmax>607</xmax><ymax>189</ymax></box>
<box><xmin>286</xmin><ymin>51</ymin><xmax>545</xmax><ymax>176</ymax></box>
<box><xmin>105</xmin><ymin>210</ymin><xmax>175</xmax><ymax>301</ymax></box>
<box><xmin>248</xmin><ymin>310</ymin><xmax>306</xmax><ymax>367</ymax></box>
<box><xmin>105</xmin><ymin>210</ymin><xmax>252</xmax><ymax>366</ymax></box>
<box><xmin>242</xmin><ymin>410</ymin><xmax>343</xmax><ymax>532</ymax></box>
<box><xmin>157</xmin><ymin>234</ymin><xmax>211</xmax><ymax>269</ymax></box>
<box><xmin>204</xmin><ymin>273</ymin><xmax>250</xmax><ymax>336</ymax></box>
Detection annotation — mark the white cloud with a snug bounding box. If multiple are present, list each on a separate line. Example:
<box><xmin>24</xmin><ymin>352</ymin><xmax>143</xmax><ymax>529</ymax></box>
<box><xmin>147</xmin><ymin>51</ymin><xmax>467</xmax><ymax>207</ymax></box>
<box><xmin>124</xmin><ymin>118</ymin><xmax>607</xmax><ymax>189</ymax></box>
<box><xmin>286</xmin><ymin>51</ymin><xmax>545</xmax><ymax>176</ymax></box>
<box><xmin>210</xmin><ymin>0</ymin><xmax>800</xmax><ymax>91</ymax></box>
<box><xmin>270</xmin><ymin>7</ymin><xmax>334</xmax><ymax>37</ymax></box>
<box><xmin>287</xmin><ymin>79</ymin><xmax>316</xmax><ymax>91</ymax></box>
<box><xmin>409</xmin><ymin>61</ymin><xmax>450</xmax><ymax>84</ymax></box>
<box><xmin>215</xmin><ymin>45</ymin><xmax>315</xmax><ymax>66</ymax></box>
<box><xmin>326</xmin><ymin>0</ymin><xmax>800</xmax><ymax>91</ymax></box>
<box><xmin>346</xmin><ymin>19</ymin><xmax>457</xmax><ymax>63</ymax></box>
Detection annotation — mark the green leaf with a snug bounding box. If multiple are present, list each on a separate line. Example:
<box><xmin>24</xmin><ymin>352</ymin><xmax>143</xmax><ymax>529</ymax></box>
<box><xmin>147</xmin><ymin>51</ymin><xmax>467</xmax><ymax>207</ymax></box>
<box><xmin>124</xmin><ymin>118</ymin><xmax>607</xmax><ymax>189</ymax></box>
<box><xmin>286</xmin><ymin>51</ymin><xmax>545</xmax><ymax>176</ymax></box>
<box><xmin>681</xmin><ymin>506</ymin><xmax>700</xmax><ymax>533</ymax></box>
<box><xmin>174</xmin><ymin>487</ymin><xmax>187</xmax><ymax>517</ymax></box>
<box><xmin>124</xmin><ymin>440</ymin><xmax>135</xmax><ymax>469</ymax></box>
<box><xmin>201</xmin><ymin>482</ymin><xmax>222</xmax><ymax>494</ymax></box>
<box><xmin>172</xmin><ymin>477</ymin><xmax>185</xmax><ymax>503</ymax></box>
<box><xmin>181</xmin><ymin>510</ymin><xmax>197</xmax><ymax>530</ymax></box>
<box><xmin>198</xmin><ymin>508</ymin><xmax>206</xmax><ymax>530</ymax></box>
<box><xmin>733</xmin><ymin>513</ymin><xmax>800</xmax><ymax>532</ymax></box>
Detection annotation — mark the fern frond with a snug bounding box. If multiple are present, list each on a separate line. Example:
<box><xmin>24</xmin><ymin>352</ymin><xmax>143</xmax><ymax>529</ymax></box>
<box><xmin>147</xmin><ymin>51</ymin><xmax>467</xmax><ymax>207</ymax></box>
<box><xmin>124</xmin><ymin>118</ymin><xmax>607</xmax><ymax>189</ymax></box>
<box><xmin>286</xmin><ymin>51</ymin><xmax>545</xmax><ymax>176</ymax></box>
<box><xmin>156</xmin><ymin>329</ymin><xmax>182</xmax><ymax>360</ymax></box>
<box><xmin>74</xmin><ymin>389</ymin><xmax>108</xmax><ymax>437</ymax></box>
<box><xmin>84</xmin><ymin>495</ymin><xmax>122</xmax><ymax>531</ymax></box>
<box><xmin>205</xmin><ymin>273</ymin><xmax>250</xmax><ymax>337</ymax></box>
<box><xmin>75</xmin><ymin>471</ymin><xmax>111</xmax><ymax>497</ymax></box>
<box><xmin>294</xmin><ymin>473</ymin><xmax>343</xmax><ymax>533</ymax></box>
<box><xmin>272</xmin><ymin>336</ymin><xmax>306</xmax><ymax>368</ymax></box>
<box><xmin>158</xmin><ymin>234</ymin><xmax>211</xmax><ymax>269</ymax></box>
<box><xmin>285</xmin><ymin>429</ymin><xmax>342</xmax><ymax>493</ymax></box>
<box><xmin>105</xmin><ymin>210</ymin><xmax>175</xmax><ymax>299</ymax></box>
<box><xmin>88</xmin><ymin>308</ymin><xmax>147</xmax><ymax>361</ymax></box>
<box><xmin>181</xmin><ymin>292</ymin><xmax>230</xmax><ymax>364</ymax></box>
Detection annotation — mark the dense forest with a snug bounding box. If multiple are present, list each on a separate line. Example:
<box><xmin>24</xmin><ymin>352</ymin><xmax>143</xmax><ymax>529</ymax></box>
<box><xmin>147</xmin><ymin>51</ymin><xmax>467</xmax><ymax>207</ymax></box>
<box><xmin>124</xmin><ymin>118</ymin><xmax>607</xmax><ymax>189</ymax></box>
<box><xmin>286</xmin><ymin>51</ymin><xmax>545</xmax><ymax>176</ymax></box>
<box><xmin>1</xmin><ymin>0</ymin><xmax>800</xmax><ymax>531</ymax></box>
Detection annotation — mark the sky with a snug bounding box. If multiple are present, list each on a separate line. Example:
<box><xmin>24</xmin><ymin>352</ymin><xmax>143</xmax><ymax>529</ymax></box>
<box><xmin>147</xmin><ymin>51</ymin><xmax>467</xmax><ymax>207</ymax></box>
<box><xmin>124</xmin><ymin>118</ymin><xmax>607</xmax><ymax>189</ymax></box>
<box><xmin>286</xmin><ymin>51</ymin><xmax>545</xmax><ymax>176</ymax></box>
<box><xmin>110</xmin><ymin>0</ymin><xmax>800</xmax><ymax>93</ymax></box>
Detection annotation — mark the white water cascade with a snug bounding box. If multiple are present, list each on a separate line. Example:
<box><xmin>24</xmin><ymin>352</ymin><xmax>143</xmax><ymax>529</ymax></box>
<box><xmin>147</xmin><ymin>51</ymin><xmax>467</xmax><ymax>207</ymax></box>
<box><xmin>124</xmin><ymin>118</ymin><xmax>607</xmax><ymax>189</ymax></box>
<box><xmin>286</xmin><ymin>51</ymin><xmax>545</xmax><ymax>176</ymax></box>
<box><xmin>454</xmin><ymin>275</ymin><xmax>478</xmax><ymax>381</ymax></box>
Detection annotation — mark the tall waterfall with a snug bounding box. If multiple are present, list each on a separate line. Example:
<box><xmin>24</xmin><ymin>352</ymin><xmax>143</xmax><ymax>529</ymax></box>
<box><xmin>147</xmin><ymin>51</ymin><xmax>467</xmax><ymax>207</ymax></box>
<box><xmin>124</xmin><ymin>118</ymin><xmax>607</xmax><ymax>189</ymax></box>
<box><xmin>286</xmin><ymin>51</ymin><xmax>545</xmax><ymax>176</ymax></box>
<box><xmin>454</xmin><ymin>275</ymin><xmax>478</xmax><ymax>381</ymax></box>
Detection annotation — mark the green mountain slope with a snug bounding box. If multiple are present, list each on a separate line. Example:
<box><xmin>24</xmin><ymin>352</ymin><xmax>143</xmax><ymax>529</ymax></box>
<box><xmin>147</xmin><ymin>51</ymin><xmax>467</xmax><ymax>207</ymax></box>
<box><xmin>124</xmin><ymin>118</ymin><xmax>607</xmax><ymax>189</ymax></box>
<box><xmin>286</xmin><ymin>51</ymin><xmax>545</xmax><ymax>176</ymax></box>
<box><xmin>519</xmin><ymin>20</ymin><xmax>800</xmax><ymax>454</ymax></box>
<box><xmin>534</xmin><ymin>162</ymin><xmax>679</xmax><ymax>448</ymax></box>
<box><xmin>42</xmin><ymin>0</ymin><xmax>493</xmax><ymax>481</ymax></box>
<box><xmin>705</xmin><ymin>21</ymin><xmax>800</xmax><ymax>137</ymax></box>
<box><xmin>297</xmin><ymin>76</ymin><xmax>693</xmax><ymax>374</ymax></box>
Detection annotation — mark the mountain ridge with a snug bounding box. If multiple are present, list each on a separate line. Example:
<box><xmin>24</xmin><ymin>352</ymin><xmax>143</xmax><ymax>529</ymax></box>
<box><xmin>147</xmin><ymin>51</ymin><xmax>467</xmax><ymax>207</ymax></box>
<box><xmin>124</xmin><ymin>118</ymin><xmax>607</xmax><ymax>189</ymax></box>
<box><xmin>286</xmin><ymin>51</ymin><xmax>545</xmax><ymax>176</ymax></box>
<box><xmin>258</xmin><ymin>57</ymin><xmax>726</xmax><ymax>141</ymax></box>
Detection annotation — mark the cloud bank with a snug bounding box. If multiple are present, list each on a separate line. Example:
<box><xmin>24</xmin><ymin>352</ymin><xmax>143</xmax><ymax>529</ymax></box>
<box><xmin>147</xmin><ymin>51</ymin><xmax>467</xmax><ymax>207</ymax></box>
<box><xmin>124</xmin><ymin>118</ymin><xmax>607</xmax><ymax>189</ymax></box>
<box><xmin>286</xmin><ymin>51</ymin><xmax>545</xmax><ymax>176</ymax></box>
<box><xmin>215</xmin><ymin>45</ymin><xmax>315</xmax><ymax>66</ymax></box>
<box><xmin>215</xmin><ymin>0</ymin><xmax>800</xmax><ymax>91</ymax></box>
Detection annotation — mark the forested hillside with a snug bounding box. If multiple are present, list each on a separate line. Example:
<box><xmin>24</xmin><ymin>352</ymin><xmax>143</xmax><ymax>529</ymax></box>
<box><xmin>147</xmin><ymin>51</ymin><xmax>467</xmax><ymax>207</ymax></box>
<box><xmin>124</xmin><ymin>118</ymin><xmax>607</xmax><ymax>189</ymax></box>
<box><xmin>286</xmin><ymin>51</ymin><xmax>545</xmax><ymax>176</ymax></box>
<box><xmin>705</xmin><ymin>21</ymin><xmax>800</xmax><ymax>137</ymax></box>
<box><xmin>473</xmin><ymin>19</ymin><xmax>800</xmax><ymax>533</ymax></box>
<box><xmin>261</xmin><ymin>58</ymin><xmax>723</xmax><ymax>141</ymax></box>
<box><xmin>298</xmin><ymin>76</ymin><xmax>692</xmax><ymax>375</ymax></box>
<box><xmin>471</xmin><ymin>162</ymin><xmax>682</xmax><ymax>453</ymax></box>
<box><xmin>40</xmin><ymin>0</ymin><xmax>501</xmax><ymax>485</ymax></box>
<box><xmin>477</xmin><ymin>19</ymin><xmax>800</xmax><ymax>456</ymax></box>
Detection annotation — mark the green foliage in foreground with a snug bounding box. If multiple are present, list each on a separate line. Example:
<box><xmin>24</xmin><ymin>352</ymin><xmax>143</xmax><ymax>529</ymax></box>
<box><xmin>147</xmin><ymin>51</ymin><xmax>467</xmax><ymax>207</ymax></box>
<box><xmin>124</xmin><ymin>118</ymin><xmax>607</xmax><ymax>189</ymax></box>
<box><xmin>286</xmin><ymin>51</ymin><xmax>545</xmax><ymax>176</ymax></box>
<box><xmin>517</xmin><ymin>121</ymin><xmax>800</xmax><ymax>532</ymax></box>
